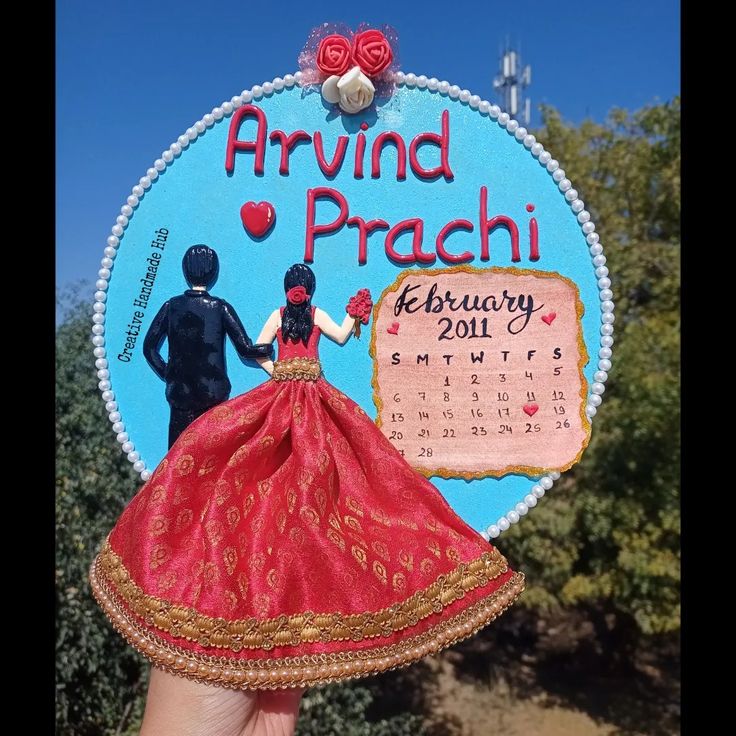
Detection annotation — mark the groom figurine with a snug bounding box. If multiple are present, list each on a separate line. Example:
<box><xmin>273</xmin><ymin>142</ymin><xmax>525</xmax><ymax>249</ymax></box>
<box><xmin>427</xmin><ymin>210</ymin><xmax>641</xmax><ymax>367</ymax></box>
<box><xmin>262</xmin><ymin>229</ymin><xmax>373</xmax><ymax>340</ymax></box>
<box><xmin>143</xmin><ymin>244</ymin><xmax>272</xmax><ymax>447</ymax></box>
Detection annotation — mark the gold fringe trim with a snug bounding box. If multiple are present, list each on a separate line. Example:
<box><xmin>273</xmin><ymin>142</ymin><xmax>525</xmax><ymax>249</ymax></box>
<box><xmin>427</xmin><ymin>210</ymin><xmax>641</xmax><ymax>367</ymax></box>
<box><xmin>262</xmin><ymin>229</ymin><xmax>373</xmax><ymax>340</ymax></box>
<box><xmin>95</xmin><ymin>542</ymin><xmax>509</xmax><ymax>651</ymax></box>
<box><xmin>271</xmin><ymin>358</ymin><xmax>322</xmax><ymax>382</ymax></box>
<box><xmin>90</xmin><ymin>556</ymin><xmax>524</xmax><ymax>690</ymax></box>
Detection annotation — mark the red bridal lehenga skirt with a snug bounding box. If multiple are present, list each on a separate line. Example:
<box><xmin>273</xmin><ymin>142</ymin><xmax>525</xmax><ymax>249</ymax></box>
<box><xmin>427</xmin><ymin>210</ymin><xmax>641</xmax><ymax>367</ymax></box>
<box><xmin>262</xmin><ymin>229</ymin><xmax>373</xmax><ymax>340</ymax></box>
<box><xmin>90</xmin><ymin>358</ymin><xmax>524</xmax><ymax>689</ymax></box>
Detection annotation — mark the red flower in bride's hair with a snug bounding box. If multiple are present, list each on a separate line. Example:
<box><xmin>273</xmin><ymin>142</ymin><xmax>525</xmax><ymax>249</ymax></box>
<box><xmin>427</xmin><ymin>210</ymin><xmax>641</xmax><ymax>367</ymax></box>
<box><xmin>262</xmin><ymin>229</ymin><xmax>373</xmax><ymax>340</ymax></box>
<box><xmin>286</xmin><ymin>285</ymin><xmax>309</xmax><ymax>305</ymax></box>
<box><xmin>352</xmin><ymin>30</ymin><xmax>393</xmax><ymax>77</ymax></box>
<box><xmin>316</xmin><ymin>34</ymin><xmax>353</xmax><ymax>76</ymax></box>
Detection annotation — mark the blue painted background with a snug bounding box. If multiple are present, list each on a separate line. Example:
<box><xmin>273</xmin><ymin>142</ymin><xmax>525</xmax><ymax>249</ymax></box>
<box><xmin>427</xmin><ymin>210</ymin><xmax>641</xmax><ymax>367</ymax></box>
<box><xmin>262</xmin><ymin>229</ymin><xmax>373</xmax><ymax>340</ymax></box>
<box><xmin>104</xmin><ymin>84</ymin><xmax>598</xmax><ymax>532</ymax></box>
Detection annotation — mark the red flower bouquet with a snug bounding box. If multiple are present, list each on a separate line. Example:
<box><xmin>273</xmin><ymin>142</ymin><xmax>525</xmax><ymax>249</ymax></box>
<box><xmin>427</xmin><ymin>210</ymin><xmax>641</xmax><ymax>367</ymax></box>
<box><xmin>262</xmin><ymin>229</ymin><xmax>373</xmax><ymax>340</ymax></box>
<box><xmin>346</xmin><ymin>288</ymin><xmax>373</xmax><ymax>338</ymax></box>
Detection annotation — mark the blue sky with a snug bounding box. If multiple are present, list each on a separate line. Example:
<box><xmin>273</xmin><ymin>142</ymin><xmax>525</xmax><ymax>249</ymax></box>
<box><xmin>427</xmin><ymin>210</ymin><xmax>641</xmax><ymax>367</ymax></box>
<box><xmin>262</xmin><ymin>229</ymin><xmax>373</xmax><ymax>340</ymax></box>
<box><xmin>56</xmin><ymin>0</ymin><xmax>679</xmax><ymax>293</ymax></box>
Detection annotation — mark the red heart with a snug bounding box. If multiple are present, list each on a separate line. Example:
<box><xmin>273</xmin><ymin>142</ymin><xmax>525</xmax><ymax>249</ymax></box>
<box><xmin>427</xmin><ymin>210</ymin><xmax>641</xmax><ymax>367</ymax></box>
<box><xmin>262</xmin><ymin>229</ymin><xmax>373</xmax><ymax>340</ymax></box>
<box><xmin>387</xmin><ymin>322</ymin><xmax>400</xmax><ymax>335</ymax></box>
<box><xmin>541</xmin><ymin>312</ymin><xmax>557</xmax><ymax>326</ymax></box>
<box><xmin>523</xmin><ymin>403</ymin><xmax>539</xmax><ymax>417</ymax></box>
<box><xmin>240</xmin><ymin>201</ymin><xmax>276</xmax><ymax>237</ymax></box>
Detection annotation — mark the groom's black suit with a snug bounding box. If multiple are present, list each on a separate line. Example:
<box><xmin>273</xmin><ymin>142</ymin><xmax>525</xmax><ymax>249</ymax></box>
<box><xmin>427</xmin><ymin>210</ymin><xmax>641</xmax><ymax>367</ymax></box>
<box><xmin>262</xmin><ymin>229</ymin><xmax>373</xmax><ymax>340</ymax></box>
<box><xmin>143</xmin><ymin>290</ymin><xmax>271</xmax><ymax>448</ymax></box>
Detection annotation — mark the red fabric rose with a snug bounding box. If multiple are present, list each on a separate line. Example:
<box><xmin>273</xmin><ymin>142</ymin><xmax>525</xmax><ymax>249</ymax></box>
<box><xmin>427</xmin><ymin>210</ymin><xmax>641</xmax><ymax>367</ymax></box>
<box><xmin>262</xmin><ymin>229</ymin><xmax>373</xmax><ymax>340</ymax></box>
<box><xmin>316</xmin><ymin>35</ymin><xmax>353</xmax><ymax>77</ymax></box>
<box><xmin>346</xmin><ymin>288</ymin><xmax>373</xmax><ymax>324</ymax></box>
<box><xmin>352</xmin><ymin>30</ymin><xmax>393</xmax><ymax>77</ymax></box>
<box><xmin>286</xmin><ymin>286</ymin><xmax>309</xmax><ymax>305</ymax></box>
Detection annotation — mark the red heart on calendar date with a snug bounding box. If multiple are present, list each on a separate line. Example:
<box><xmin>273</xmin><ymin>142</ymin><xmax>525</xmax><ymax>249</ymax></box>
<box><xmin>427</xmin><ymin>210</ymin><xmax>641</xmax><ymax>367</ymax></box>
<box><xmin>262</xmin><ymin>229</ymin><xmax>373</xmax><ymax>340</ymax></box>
<box><xmin>240</xmin><ymin>200</ymin><xmax>276</xmax><ymax>238</ymax></box>
<box><xmin>387</xmin><ymin>322</ymin><xmax>400</xmax><ymax>335</ymax></box>
<box><xmin>523</xmin><ymin>403</ymin><xmax>539</xmax><ymax>416</ymax></box>
<box><xmin>541</xmin><ymin>312</ymin><xmax>557</xmax><ymax>325</ymax></box>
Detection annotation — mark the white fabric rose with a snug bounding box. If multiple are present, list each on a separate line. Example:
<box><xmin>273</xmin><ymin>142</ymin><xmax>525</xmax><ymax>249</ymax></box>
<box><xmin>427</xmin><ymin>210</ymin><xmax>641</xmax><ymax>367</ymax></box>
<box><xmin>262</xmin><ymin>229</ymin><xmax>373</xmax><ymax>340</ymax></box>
<box><xmin>321</xmin><ymin>65</ymin><xmax>375</xmax><ymax>115</ymax></box>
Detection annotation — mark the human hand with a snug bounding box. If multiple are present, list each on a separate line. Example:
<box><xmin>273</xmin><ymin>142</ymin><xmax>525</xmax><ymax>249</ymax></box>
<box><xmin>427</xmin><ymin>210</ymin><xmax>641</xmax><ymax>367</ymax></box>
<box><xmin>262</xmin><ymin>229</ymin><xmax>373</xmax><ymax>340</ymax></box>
<box><xmin>140</xmin><ymin>667</ymin><xmax>304</xmax><ymax>736</ymax></box>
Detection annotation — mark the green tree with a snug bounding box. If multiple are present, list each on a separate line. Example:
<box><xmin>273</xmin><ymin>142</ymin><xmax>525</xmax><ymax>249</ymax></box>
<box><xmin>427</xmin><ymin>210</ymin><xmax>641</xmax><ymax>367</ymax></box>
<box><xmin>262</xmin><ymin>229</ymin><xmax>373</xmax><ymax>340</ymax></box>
<box><xmin>297</xmin><ymin>679</ymin><xmax>426</xmax><ymax>736</ymax></box>
<box><xmin>501</xmin><ymin>99</ymin><xmax>680</xmax><ymax>647</ymax></box>
<box><xmin>56</xmin><ymin>293</ymin><xmax>148</xmax><ymax>734</ymax></box>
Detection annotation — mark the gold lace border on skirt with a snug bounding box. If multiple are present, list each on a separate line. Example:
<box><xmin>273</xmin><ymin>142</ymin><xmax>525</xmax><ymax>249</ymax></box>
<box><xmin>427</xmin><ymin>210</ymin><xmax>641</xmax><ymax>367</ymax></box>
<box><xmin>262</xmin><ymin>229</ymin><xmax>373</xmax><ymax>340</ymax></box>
<box><xmin>94</xmin><ymin>541</ymin><xmax>510</xmax><ymax>651</ymax></box>
<box><xmin>90</xmin><ymin>553</ymin><xmax>524</xmax><ymax>690</ymax></box>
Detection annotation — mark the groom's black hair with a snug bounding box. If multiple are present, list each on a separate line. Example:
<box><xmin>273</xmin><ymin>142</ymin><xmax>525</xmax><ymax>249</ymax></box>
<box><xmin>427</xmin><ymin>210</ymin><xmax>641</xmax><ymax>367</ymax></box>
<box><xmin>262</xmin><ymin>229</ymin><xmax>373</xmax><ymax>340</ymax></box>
<box><xmin>282</xmin><ymin>263</ymin><xmax>316</xmax><ymax>346</ymax></box>
<box><xmin>183</xmin><ymin>245</ymin><xmax>219</xmax><ymax>289</ymax></box>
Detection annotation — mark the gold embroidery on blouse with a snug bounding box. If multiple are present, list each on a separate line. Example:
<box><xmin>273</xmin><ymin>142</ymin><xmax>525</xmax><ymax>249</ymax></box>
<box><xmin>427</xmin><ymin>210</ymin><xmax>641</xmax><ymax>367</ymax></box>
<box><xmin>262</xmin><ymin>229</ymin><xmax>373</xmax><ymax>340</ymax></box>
<box><xmin>297</xmin><ymin>468</ymin><xmax>314</xmax><ymax>491</ymax></box>
<box><xmin>237</xmin><ymin>572</ymin><xmax>249</xmax><ymax>600</ymax></box>
<box><xmin>372</xmin><ymin>540</ymin><xmax>390</xmax><ymax>562</ymax></box>
<box><xmin>289</xmin><ymin>527</ymin><xmax>305</xmax><ymax>547</ymax></box>
<box><xmin>346</xmin><ymin>496</ymin><xmax>364</xmax><ymax>517</ymax></box>
<box><xmin>205</xmin><ymin>519</ymin><xmax>225</xmax><ymax>546</ymax></box>
<box><xmin>223</xmin><ymin>547</ymin><xmax>237</xmax><ymax>576</ymax></box>
<box><xmin>148</xmin><ymin>485</ymin><xmax>167</xmax><ymax>507</ymax></box>
<box><xmin>315</xmin><ymin>488</ymin><xmax>327</xmax><ymax>516</ymax></box>
<box><xmin>271</xmin><ymin>357</ymin><xmax>322</xmax><ymax>382</ymax></box>
<box><xmin>199</xmin><ymin>496</ymin><xmax>211</xmax><ymax>522</ymax></box>
<box><xmin>224</xmin><ymin>590</ymin><xmax>238</xmax><ymax>613</ymax></box>
<box><xmin>203</xmin><ymin>430</ymin><xmax>225</xmax><ymax>450</ymax></box>
<box><xmin>212</xmin><ymin>404</ymin><xmax>235</xmax><ymax>421</ymax></box>
<box><xmin>253</xmin><ymin>592</ymin><xmax>271</xmax><ymax>617</ymax></box>
<box><xmin>149</xmin><ymin>515</ymin><xmax>169</xmax><ymax>537</ymax></box>
<box><xmin>299</xmin><ymin>505</ymin><xmax>320</xmax><ymax>527</ymax></box>
<box><xmin>276</xmin><ymin>510</ymin><xmax>287</xmax><ymax>533</ymax></box>
<box><xmin>172</xmin><ymin>487</ymin><xmax>189</xmax><ymax>506</ymax></box>
<box><xmin>287</xmin><ymin>489</ymin><xmax>297</xmax><ymax>513</ymax></box>
<box><xmin>317</xmin><ymin>449</ymin><xmax>330</xmax><ymax>474</ymax></box>
<box><xmin>150</xmin><ymin>457</ymin><xmax>168</xmax><ymax>480</ymax></box>
<box><xmin>266</xmin><ymin>568</ymin><xmax>281</xmax><ymax>591</ymax></box>
<box><xmin>239</xmin><ymin>410</ymin><xmax>260</xmax><ymax>426</ymax></box>
<box><xmin>372</xmin><ymin>560</ymin><xmax>388</xmax><ymax>584</ymax></box>
<box><xmin>370</xmin><ymin>508</ymin><xmax>391</xmax><ymax>527</ymax></box>
<box><xmin>149</xmin><ymin>544</ymin><xmax>170</xmax><ymax>571</ymax></box>
<box><xmin>446</xmin><ymin>546</ymin><xmax>460</xmax><ymax>563</ymax></box>
<box><xmin>175</xmin><ymin>455</ymin><xmax>195</xmax><ymax>477</ymax></box>
<box><xmin>157</xmin><ymin>570</ymin><xmax>177</xmax><ymax>593</ymax></box>
<box><xmin>351</xmin><ymin>545</ymin><xmax>368</xmax><ymax>569</ymax></box>
<box><xmin>198</xmin><ymin>455</ymin><xmax>218</xmax><ymax>476</ymax></box>
<box><xmin>292</xmin><ymin>402</ymin><xmax>303</xmax><ymax>424</ymax></box>
<box><xmin>392</xmin><ymin>571</ymin><xmax>406</xmax><ymax>592</ymax></box>
<box><xmin>226</xmin><ymin>506</ymin><xmax>240</xmax><ymax>530</ymax></box>
<box><xmin>228</xmin><ymin>446</ymin><xmax>250</xmax><ymax>467</ymax></box>
<box><xmin>344</xmin><ymin>515</ymin><xmax>363</xmax><ymax>533</ymax></box>
<box><xmin>257</xmin><ymin>479</ymin><xmax>272</xmax><ymax>498</ymax></box>
<box><xmin>399</xmin><ymin>551</ymin><xmax>414</xmax><ymax>572</ymax></box>
<box><xmin>327</xmin><ymin>528</ymin><xmax>345</xmax><ymax>551</ymax></box>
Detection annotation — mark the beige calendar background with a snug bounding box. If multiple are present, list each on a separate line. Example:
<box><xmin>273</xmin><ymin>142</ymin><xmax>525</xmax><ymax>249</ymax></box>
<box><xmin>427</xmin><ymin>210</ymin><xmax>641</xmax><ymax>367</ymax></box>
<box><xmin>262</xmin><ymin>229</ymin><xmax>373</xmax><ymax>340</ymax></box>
<box><xmin>370</xmin><ymin>266</ymin><xmax>591</xmax><ymax>479</ymax></box>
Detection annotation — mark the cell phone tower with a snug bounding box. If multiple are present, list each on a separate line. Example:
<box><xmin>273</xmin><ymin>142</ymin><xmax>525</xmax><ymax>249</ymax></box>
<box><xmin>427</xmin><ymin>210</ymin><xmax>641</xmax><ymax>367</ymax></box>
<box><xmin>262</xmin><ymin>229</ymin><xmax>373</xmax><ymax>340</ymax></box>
<box><xmin>493</xmin><ymin>44</ymin><xmax>532</xmax><ymax>126</ymax></box>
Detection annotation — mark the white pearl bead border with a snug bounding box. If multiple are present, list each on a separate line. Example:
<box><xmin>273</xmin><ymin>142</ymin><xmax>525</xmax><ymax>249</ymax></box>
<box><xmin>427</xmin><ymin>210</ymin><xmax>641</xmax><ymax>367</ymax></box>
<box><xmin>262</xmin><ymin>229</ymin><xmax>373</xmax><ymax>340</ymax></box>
<box><xmin>91</xmin><ymin>70</ymin><xmax>613</xmax><ymax>534</ymax></box>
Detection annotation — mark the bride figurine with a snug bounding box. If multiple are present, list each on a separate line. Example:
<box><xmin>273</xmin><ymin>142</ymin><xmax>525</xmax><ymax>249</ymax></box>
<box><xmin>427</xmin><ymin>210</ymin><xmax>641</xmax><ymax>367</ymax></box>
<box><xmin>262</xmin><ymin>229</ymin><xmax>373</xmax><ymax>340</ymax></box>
<box><xmin>90</xmin><ymin>263</ymin><xmax>524</xmax><ymax>690</ymax></box>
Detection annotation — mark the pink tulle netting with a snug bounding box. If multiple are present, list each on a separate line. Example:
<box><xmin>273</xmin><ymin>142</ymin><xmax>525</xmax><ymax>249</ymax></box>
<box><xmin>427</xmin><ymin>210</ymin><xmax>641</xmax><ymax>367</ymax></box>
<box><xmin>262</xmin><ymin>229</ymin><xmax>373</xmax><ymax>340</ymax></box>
<box><xmin>298</xmin><ymin>22</ymin><xmax>400</xmax><ymax>103</ymax></box>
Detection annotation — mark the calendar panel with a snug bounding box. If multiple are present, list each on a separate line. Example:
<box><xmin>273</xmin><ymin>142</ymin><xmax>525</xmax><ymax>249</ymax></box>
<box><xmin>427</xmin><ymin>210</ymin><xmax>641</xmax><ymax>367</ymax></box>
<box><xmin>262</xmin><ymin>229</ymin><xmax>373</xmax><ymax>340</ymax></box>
<box><xmin>371</xmin><ymin>266</ymin><xmax>590</xmax><ymax>478</ymax></box>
